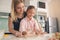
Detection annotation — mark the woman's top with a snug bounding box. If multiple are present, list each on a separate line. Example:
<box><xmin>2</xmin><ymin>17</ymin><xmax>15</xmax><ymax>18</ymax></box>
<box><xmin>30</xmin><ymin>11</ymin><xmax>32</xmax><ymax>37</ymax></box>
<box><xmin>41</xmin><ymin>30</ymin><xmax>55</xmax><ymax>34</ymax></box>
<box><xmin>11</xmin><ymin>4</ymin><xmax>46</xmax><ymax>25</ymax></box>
<box><xmin>9</xmin><ymin>12</ymin><xmax>27</xmax><ymax>31</ymax></box>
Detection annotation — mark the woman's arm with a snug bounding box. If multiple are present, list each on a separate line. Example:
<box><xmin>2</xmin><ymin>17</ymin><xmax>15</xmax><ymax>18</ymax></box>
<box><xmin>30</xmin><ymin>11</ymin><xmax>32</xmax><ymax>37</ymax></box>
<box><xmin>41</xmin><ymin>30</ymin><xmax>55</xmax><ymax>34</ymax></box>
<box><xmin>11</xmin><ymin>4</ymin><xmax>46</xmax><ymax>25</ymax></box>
<box><xmin>8</xmin><ymin>17</ymin><xmax>21</xmax><ymax>37</ymax></box>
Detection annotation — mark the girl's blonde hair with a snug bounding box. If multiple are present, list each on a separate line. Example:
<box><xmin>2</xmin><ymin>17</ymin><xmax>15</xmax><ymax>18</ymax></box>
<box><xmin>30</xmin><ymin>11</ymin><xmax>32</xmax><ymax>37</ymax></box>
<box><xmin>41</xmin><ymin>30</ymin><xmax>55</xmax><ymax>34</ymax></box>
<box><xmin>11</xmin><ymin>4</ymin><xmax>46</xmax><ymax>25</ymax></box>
<box><xmin>11</xmin><ymin>0</ymin><xmax>24</xmax><ymax>21</ymax></box>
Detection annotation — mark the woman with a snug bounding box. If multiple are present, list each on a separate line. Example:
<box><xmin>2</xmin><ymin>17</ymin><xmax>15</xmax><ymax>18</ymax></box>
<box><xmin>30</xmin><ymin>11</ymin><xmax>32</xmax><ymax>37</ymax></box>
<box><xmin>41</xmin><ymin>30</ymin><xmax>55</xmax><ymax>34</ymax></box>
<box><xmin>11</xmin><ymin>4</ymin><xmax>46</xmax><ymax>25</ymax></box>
<box><xmin>8</xmin><ymin>0</ymin><xmax>26</xmax><ymax>37</ymax></box>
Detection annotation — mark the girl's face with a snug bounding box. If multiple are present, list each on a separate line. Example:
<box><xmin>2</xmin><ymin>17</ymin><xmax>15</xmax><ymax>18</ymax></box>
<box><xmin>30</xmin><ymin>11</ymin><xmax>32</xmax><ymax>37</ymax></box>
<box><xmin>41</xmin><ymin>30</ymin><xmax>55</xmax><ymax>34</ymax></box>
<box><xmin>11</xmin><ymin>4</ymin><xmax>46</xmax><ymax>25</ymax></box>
<box><xmin>27</xmin><ymin>9</ymin><xmax>35</xmax><ymax>19</ymax></box>
<box><xmin>15</xmin><ymin>3</ymin><xmax>24</xmax><ymax>14</ymax></box>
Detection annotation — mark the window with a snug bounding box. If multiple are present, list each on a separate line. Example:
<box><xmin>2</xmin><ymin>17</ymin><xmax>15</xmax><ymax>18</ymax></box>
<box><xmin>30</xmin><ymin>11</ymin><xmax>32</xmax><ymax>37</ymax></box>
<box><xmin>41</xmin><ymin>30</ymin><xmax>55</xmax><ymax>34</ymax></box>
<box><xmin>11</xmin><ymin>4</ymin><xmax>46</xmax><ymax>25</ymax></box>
<box><xmin>38</xmin><ymin>1</ymin><xmax>45</xmax><ymax>9</ymax></box>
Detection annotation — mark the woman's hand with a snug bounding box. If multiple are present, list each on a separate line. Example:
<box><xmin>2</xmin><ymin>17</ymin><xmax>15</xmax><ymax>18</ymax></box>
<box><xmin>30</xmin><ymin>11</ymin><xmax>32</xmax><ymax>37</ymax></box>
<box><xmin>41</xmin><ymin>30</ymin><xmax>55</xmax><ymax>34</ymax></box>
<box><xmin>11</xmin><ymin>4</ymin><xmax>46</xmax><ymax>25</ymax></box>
<box><xmin>15</xmin><ymin>31</ymin><xmax>22</xmax><ymax>37</ymax></box>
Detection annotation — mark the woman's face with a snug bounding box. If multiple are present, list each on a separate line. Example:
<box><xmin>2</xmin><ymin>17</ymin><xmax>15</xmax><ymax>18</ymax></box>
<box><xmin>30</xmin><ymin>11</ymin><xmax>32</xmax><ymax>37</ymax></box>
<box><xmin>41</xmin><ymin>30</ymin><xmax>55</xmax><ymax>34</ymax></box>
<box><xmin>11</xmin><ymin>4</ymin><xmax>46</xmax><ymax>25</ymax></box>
<box><xmin>27</xmin><ymin>9</ymin><xmax>35</xmax><ymax>19</ymax></box>
<box><xmin>15</xmin><ymin>3</ymin><xmax>24</xmax><ymax>14</ymax></box>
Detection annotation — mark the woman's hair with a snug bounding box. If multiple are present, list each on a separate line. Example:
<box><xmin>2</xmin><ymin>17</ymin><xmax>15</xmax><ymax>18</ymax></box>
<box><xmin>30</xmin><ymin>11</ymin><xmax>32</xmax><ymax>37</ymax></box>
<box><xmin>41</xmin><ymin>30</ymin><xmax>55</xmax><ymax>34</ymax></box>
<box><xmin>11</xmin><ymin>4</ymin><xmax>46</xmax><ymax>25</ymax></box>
<box><xmin>11</xmin><ymin>0</ymin><xmax>24</xmax><ymax>21</ymax></box>
<box><xmin>26</xmin><ymin>5</ymin><xmax>35</xmax><ymax>12</ymax></box>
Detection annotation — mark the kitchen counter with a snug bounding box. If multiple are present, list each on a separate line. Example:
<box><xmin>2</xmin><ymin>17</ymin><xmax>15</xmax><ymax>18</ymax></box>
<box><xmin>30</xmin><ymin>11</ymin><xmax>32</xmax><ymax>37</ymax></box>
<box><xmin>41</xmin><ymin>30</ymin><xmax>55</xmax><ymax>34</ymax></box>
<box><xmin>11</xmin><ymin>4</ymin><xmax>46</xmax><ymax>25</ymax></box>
<box><xmin>2</xmin><ymin>34</ymin><xmax>53</xmax><ymax>40</ymax></box>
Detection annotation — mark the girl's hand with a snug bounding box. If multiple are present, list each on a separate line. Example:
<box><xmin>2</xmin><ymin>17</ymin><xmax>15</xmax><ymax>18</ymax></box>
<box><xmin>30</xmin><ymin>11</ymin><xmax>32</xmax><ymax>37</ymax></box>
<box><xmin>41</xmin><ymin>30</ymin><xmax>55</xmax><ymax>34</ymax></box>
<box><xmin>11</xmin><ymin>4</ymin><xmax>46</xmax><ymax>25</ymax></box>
<box><xmin>35</xmin><ymin>30</ymin><xmax>40</xmax><ymax>35</ymax></box>
<box><xmin>22</xmin><ymin>31</ymin><xmax>28</xmax><ymax>37</ymax></box>
<box><xmin>22</xmin><ymin>31</ymin><xmax>27</xmax><ymax>35</ymax></box>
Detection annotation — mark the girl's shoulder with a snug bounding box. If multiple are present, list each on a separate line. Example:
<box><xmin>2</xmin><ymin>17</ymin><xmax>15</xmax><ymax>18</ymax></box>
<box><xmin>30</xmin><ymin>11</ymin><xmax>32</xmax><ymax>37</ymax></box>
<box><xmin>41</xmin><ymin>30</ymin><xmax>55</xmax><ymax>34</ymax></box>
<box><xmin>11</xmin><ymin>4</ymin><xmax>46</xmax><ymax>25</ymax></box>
<box><xmin>21</xmin><ymin>17</ymin><xmax>27</xmax><ymax>23</ymax></box>
<box><xmin>32</xmin><ymin>18</ymin><xmax>37</xmax><ymax>21</ymax></box>
<box><xmin>32</xmin><ymin>18</ymin><xmax>38</xmax><ymax>23</ymax></box>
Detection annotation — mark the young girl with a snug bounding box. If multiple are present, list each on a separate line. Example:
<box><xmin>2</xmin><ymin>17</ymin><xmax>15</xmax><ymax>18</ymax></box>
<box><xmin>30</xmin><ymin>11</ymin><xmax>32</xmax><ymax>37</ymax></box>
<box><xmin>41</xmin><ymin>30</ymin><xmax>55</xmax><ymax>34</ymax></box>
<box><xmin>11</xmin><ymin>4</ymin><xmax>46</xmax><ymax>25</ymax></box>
<box><xmin>19</xmin><ymin>5</ymin><xmax>44</xmax><ymax>37</ymax></box>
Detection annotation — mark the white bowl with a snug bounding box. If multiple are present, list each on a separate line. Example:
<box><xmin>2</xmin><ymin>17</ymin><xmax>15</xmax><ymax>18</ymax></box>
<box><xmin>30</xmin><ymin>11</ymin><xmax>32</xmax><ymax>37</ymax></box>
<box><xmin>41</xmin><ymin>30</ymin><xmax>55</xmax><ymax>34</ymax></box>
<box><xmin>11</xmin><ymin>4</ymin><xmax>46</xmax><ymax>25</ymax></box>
<box><xmin>0</xmin><ymin>30</ymin><xmax>4</xmax><ymax>40</ymax></box>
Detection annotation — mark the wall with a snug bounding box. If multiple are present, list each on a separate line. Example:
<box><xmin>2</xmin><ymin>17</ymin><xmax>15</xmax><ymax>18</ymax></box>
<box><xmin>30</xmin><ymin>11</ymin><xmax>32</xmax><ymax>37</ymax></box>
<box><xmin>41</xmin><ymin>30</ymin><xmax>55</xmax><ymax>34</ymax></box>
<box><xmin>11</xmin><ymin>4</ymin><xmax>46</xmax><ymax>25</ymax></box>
<box><xmin>0</xmin><ymin>0</ymin><xmax>11</xmax><ymax>13</ymax></box>
<box><xmin>46</xmin><ymin>0</ymin><xmax>60</xmax><ymax>31</ymax></box>
<box><xmin>0</xmin><ymin>0</ymin><xmax>11</xmax><ymax>32</ymax></box>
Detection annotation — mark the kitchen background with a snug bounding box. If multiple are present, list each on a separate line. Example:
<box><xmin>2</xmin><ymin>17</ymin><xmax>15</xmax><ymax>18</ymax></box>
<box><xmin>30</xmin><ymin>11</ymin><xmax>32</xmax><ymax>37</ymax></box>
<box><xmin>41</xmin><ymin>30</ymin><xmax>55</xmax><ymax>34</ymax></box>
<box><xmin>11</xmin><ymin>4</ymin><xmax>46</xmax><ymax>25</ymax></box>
<box><xmin>0</xmin><ymin>0</ymin><xmax>60</xmax><ymax>33</ymax></box>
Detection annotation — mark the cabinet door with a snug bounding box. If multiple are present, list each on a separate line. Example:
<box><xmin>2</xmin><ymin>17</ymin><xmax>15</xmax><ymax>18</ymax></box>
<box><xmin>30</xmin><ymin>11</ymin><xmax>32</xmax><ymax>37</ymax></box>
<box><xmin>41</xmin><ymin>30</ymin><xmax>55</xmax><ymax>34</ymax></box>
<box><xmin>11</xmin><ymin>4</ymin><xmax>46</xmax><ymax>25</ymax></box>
<box><xmin>0</xmin><ymin>18</ymin><xmax>8</xmax><ymax>32</ymax></box>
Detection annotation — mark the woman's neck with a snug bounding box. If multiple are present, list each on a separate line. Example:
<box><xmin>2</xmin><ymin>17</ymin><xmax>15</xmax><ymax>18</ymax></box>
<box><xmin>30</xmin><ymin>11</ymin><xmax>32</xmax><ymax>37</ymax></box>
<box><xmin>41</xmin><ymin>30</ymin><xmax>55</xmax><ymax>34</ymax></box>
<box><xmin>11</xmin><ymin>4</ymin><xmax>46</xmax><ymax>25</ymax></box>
<box><xmin>17</xmin><ymin>13</ymin><xmax>23</xmax><ymax>18</ymax></box>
